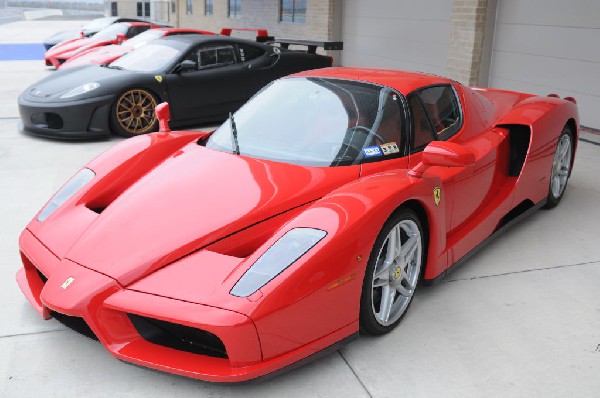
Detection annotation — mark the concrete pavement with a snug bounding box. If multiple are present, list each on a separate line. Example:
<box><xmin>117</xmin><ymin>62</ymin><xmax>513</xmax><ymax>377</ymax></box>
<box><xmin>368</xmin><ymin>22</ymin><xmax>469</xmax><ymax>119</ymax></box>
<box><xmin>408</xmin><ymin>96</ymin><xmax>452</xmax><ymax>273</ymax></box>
<box><xmin>0</xmin><ymin>19</ymin><xmax>599</xmax><ymax>398</ymax></box>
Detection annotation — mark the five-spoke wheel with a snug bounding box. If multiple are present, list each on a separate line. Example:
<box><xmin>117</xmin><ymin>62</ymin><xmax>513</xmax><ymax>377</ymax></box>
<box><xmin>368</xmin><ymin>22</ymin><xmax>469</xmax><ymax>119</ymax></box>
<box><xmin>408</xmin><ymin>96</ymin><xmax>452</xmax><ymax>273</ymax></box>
<box><xmin>360</xmin><ymin>208</ymin><xmax>424</xmax><ymax>335</ymax></box>
<box><xmin>545</xmin><ymin>126</ymin><xmax>573</xmax><ymax>208</ymax></box>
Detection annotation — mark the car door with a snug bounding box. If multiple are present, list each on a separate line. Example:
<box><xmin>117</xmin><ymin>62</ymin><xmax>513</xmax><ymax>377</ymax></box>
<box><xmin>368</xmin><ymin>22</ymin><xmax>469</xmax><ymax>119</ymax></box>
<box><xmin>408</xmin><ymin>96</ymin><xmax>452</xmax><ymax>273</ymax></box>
<box><xmin>164</xmin><ymin>42</ymin><xmax>250</xmax><ymax>123</ymax></box>
<box><xmin>407</xmin><ymin>85</ymin><xmax>507</xmax><ymax>256</ymax></box>
<box><xmin>235</xmin><ymin>42</ymin><xmax>280</xmax><ymax>92</ymax></box>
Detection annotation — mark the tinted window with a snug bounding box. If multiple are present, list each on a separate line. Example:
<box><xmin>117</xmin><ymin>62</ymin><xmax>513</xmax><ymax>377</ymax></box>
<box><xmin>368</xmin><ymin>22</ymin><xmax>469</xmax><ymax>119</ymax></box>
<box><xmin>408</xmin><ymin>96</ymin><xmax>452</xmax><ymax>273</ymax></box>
<box><xmin>197</xmin><ymin>45</ymin><xmax>236</xmax><ymax>68</ymax></box>
<box><xmin>237</xmin><ymin>43</ymin><xmax>265</xmax><ymax>62</ymax></box>
<box><xmin>126</xmin><ymin>25</ymin><xmax>150</xmax><ymax>39</ymax></box>
<box><xmin>92</xmin><ymin>23</ymin><xmax>129</xmax><ymax>40</ymax></box>
<box><xmin>418</xmin><ymin>85</ymin><xmax>461</xmax><ymax>139</ymax></box>
<box><xmin>408</xmin><ymin>94</ymin><xmax>435</xmax><ymax>150</ymax></box>
<box><xmin>125</xmin><ymin>29</ymin><xmax>164</xmax><ymax>48</ymax></box>
<box><xmin>205</xmin><ymin>77</ymin><xmax>404</xmax><ymax>167</ymax></box>
<box><xmin>110</xmin><ymin>43</ymin><xmax>182</xmax><ymax>72</ymax></box>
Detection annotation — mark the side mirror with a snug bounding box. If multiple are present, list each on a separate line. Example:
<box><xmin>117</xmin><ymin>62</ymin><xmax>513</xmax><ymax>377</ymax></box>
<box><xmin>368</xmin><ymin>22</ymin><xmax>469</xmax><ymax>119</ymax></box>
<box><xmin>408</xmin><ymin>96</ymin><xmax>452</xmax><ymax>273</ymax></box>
<box><xmin>155</xmin><ymin>102</ymin><xmax>171</xmax><ymax>133</ymax></box>
<box><xmin>116</xmin><ymin>33</ymin><xmax>126</xmax><ymax>45</ymax></box>
<box><xmin>409</xmin><ymin>141</ymin><xmax>475</xmax><ymax>177</ymax></box>
<box><xmin>422</xmin><ymin>141</ymin><xmax>475</xmax><ymax>167</ymax></box>
<box><xmin>174</xmin><ymin>59</ymin><xmax>197</xmax><ymax>73</ymax></box>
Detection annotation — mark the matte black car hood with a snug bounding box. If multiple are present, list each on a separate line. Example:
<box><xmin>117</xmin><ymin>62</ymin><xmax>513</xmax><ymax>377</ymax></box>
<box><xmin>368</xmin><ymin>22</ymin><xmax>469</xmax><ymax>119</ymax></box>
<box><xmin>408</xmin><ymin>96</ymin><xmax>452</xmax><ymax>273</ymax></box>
<box><xmin>22</xmin><ymin>65</ymin><xmax>139</xmax><ymax>102</ymax></box>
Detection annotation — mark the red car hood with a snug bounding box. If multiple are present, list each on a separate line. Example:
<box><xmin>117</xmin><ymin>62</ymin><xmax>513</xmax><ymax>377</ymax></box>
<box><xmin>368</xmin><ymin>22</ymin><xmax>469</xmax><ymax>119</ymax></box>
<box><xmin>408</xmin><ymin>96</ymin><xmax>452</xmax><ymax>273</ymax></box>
<box><xmin>62</xmin><ymin>44</ymin><xmax>131</xmax><ymax>68</ymax></box>
<box><xmin>63</xmin><ymin>143</ymin><xmax>359</xmax><ymax>286</ymax></box>
<box><xmin>46</xmin><ymin>37</ymin><xmax>113</xmax><ymax>58</ymax></box>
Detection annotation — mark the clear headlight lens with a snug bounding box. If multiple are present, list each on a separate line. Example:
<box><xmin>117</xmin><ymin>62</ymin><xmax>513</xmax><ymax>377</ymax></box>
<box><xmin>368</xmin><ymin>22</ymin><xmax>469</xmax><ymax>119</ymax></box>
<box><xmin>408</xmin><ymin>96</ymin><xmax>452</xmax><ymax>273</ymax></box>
<box><xmin>59</xmin><ymin>82</ymin><xmax>100</xmax><ymax>99</ymax></box>
<box><xmin>37</xmin><ymin>168</ymin><xmax>95</xmax><ymax>222</ymax></box>
<box><xmin>230</xmin><ymin>228</ymin><xmax>327</xmax><ymax>297</ymax></box>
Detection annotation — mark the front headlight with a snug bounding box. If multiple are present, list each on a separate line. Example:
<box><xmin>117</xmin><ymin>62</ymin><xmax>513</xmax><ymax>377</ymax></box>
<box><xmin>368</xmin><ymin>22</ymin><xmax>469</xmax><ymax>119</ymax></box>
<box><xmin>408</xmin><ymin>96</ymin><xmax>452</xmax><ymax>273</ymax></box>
<box><xmin>230</xmin><ymin>228</ymin><xmax>327</xmax><ymax>297</ymax></box>
<box><xmin>37</xmin><ymin>168</ymin><xmax>95</xmax><ymax>222</ymax></box>
<box><xmin>59</xmin><ymin>82</ymin><xmax>100</xmax><ymax>99</ymax></box>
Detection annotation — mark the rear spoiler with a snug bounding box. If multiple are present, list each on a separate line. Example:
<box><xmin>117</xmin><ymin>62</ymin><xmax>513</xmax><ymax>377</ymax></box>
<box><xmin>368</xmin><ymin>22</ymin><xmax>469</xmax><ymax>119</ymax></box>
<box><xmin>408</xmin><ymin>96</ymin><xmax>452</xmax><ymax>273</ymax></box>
<box><xmin>548</xmin><ymin>93</ymin><xmax>577</xmax><ymax>104</ymax></box>
<box><xmin>220</xmin><ymin>27</ymin><xmax>274</xmax><ymax>42</ymax></box>
<box><xmin>270</xmin><ymin>39</ymin><xmax>343</xmax><ymax>54</ymax></box>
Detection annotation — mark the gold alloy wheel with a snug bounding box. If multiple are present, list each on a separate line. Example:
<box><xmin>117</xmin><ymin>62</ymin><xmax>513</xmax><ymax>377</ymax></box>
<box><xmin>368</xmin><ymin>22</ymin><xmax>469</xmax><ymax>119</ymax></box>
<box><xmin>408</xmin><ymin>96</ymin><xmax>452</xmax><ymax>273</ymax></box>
<box><xmin>115</xmin><ymin>89</ymin><xmax>158</xmax><ymax>135</ymax></box>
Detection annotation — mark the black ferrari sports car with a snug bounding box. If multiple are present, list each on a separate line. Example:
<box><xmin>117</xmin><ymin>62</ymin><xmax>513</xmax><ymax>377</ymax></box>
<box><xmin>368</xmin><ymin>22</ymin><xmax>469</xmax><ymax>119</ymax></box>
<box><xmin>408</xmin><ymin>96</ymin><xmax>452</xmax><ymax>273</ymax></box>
<box><xmin>43</xmin><ymin>17</ymin><xmax>153</xmax><ymax>51</ymax></box>
<box><xmin>19</xmin><ymin>34</ymin><xmax>341</xmax><ymax>139</ymax></box>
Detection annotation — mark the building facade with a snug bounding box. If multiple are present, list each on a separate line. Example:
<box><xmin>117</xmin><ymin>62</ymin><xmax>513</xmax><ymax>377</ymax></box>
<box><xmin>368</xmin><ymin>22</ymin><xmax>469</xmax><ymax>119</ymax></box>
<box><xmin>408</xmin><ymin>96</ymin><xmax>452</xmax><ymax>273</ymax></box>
<box><xmin>107</xmin><ymin>0</ymin><xmax>600</xmax><ymax>128</ymax></box>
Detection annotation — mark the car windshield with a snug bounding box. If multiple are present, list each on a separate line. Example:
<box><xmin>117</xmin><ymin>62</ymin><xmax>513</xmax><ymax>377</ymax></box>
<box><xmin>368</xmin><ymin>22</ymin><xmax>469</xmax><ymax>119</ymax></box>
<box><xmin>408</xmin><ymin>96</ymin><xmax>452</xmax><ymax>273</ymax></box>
<box><xmin>82</xmin><ymin>17</ymin><xmax>116</xmax><ymax>31</ymax></box>
<box><xmin>110</xmin><ymin>43</ymin><xmax>182</xmax><ymax>72</ymax></box>
<box><xmin>125</xmin><ymin>29</ymin><xmax>164</xmax><ymax>48</ymax></box>
<box><xmin>204</xmin><ymin>77</ymin><xmax>404</xmax><ymax>167</ymax></box>
<box><xmin>92</xmin><ymin>23</ymin><xmax>128</xmax><ymax>40</ymax></box>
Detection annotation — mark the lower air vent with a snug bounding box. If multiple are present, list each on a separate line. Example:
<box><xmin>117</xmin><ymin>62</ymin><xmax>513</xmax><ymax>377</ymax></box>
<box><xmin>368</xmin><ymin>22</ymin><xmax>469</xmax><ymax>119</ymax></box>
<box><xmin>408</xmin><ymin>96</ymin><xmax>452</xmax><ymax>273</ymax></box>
<box><xmin>127</xmin><ymin>314</ymin><xmax>228</xmax><ymax>358</ymax></box>
<box><xmin>51</xmin><ymin>312</ymin><xmax>98</xmax><ymax>341</ymax></box>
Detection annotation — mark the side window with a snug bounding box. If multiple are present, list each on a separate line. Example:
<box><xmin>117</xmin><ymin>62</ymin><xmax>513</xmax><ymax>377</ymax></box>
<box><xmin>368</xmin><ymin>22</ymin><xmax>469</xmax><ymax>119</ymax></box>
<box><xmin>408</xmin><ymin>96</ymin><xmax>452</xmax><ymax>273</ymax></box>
<box><xmin>418</xmin><ymin>85</ymin><xmax>461</xmax><ymax>140</ymax></box>
<box><xmin>237</xmin><ymin>43</ymin><xmax>266</xmax><ymax>62</ymax></box>
<box><xmin>196</xmin><ymin>45</ymin><xmax>237</xmax><ymax>68</ymax></box>
<box><xmin>408</xmin><ymin>94</ymin><xmax>435</xmax><ymax>150</ymax></box>
<box><xmin>127</xmin><ymin>25</ymin><xmax>150</xmax><ymax>39</ymax></box>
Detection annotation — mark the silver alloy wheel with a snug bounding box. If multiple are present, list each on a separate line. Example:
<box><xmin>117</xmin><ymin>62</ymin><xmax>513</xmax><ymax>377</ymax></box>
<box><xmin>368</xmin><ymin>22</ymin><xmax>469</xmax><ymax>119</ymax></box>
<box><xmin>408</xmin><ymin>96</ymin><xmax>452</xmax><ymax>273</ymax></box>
<box><xmin>371</xmin><ymin>219</ymin><xmax>422</xmax><ymax>326</ymax></box>
<box><xmin>550</xmin><ymin>133</ymin><xmax>572</xmax><ymax>198</ymax></box>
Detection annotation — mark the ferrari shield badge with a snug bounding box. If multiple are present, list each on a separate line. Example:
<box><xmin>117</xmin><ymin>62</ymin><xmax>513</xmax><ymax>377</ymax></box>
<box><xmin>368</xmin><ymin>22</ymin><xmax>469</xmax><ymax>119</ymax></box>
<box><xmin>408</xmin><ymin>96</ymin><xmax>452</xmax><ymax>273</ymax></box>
<box><xmin>154</xmin><ymin>75</ymin><xmax>163</xmax><ymax>83</ymax></box>
<box><xmin>60</xmin><ymin>277</ymin><xmax>75</xmax><ymax>290</ymax></box>
<box><xmin>433</xmin><ymin>187</ymin><xmax>441</xmax><ymax>206</ymax></box>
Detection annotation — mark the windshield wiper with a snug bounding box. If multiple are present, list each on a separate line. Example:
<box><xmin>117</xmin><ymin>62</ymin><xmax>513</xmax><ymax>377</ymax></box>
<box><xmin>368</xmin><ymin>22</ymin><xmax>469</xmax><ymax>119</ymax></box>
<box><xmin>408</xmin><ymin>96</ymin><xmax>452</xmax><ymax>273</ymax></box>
<box><xmin>105</xmin><ymin>64</ymin><xmax>124</xmax><ymax>70</ymax></box>
<box><xmin>229</xmin><ymin>112</ymin><xmax>240</xmax><ymax>155</ymax></box>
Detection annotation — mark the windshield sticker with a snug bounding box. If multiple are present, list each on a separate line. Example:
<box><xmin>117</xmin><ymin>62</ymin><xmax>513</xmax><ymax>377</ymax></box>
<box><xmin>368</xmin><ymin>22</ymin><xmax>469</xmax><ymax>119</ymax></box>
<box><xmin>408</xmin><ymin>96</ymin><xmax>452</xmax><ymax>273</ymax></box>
<box><xmin>380</xmin><ymin>142</ymin><xmax>399</xmax><ymax>155</ymax></box>
<box><xmin>363</xmin><ymin>146</ymin><xmax>383</xmax><ymax>158</ymax></box>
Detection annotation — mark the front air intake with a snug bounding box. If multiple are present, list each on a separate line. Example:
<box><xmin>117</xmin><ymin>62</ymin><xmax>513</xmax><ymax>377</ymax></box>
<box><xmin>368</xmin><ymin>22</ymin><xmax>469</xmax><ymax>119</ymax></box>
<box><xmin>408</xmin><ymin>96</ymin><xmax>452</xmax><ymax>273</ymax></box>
<box><xmin>127</xmin><ymin>314</ymin><xmax>228</xmax><ymax>358</ymax></box>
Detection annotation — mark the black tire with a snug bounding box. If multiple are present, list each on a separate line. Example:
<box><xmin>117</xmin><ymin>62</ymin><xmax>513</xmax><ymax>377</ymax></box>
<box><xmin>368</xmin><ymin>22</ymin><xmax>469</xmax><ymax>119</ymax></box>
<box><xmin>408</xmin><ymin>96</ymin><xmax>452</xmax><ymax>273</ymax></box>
<box><xmin>359</xmin><ymin>207</ymin><xmax>425</xmax><ymax>335</ymax></box>
<box><xmin>110</xmin><ymin>88</ymin><xmax>159</xmax><ymax>138</ymax></box>
<box><xmin>543</xmin><ymin>126</ymin><xmax>574</xmax><ymax>209</ymax></box>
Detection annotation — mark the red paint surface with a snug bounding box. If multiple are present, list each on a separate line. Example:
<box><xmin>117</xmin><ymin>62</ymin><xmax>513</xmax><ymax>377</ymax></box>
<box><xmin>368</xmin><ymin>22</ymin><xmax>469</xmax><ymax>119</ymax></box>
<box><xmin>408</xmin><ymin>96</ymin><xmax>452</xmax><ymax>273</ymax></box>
<box><xmin>17</xmin><ymin>68</ymin><xmax>579</xmax><ymax>381</ymax></box>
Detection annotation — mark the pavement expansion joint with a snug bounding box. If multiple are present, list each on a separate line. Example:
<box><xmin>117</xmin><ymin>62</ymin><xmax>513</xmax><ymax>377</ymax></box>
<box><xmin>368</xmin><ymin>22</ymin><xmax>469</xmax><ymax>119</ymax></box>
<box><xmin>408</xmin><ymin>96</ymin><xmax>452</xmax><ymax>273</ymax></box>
<box><xmin>443</xmin><ymin>259</ymin><xmax>600</xmax><ymax>283</ymax></box>
<box><xmin>337</xmin><ymin>350</ymin><xmax>373</xmax><ymax>398</ymax></box>
<box><xmin>580</xmin><ymin>138</ymin><xmax>600</xmax><ymax>146</ymax></box>
<box><xmin>0</xmin><ymin>328</ymin><xmax>67</xmax><ymax>340</ymax></box>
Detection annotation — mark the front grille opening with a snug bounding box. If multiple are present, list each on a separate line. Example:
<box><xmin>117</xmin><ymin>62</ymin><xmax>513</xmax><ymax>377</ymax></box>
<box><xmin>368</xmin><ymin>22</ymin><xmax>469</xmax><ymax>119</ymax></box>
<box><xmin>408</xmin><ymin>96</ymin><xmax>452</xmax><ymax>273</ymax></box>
<box><xmin>127</xmin><ymin>314</ymin><xmax>228</xmax><ymax>358</ymax></box>
<box><xmin>51</xmin><ymin>312</ymin><xmax>99</xmax><ymax>341</ymax></box>
<box><xmin>31</xmin><ymin>112</ymin><xmax>64</xmax><ymax>129</ymax></box>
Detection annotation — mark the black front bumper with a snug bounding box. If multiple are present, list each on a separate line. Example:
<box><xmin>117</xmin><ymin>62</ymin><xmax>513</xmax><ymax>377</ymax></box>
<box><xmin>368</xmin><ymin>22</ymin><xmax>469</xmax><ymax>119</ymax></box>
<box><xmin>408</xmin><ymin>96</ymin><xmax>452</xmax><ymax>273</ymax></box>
<box><xmin>18</xmin><ymin>94</ymin><xmax>114</xmax><ymax>140</ymax></box>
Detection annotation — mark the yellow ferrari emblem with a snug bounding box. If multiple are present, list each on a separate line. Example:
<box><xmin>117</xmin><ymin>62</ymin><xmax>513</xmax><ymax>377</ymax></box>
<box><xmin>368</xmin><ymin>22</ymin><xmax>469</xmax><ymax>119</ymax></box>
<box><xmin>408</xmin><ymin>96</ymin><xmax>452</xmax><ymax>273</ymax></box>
<box><xmin>394</xmin><ymin>267</ymin><xmax>402</xmax><ymax>280</ymax></box>
<box><xmin>433</xmin><ymin>187</ymin><xmax>441</xmax><ymax>206</ymax></box>
<box><xmin>154</xmin><ymin>75</ymin><xmax>163</xmax><ymax>83</ymax></box>
<box><xmin>60</xmin><ymin>277</ymin><xmax>75</xmax><ymax>290</ymax></box>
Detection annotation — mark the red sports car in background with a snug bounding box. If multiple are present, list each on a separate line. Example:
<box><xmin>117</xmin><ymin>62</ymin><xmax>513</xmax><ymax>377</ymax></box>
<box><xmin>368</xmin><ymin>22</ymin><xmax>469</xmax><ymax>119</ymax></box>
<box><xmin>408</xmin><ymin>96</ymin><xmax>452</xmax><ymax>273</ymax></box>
<box><xmin>16</xmin><ymin>67</ymin><xmax>578</xmax><ymax>381</ymax></box>
<box><xmin>45</xmin><ymin>22</ymin><xmax>160</xmax><ymax>68</ymax></box>
<box><xmin>61</xmin><ymin>28</ymin><xmax>215</xmax><ymax>69</ymax></box>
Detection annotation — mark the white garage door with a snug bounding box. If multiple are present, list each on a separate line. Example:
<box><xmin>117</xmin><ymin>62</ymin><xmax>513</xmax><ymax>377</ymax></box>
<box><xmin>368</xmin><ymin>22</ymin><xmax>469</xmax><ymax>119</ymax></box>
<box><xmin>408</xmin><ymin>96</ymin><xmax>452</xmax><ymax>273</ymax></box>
<box><xmin>489</xmin><ymin>0</ymin><xmax>600</xmax><ymax>129</ymax></box>
<box><xmin>340</xmin><ymin>0</ymin><xmax>452</xmax><ymax>77</ymax></box>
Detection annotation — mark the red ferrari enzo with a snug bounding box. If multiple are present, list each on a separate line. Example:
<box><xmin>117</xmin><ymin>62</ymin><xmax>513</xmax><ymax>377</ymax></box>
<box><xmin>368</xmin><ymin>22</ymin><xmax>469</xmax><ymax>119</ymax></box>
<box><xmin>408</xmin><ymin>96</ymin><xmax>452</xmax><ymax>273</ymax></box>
<box><xmin>17</xmin><ymin>68</ymin><xmax>578</xmax><ymax>382</ymax></box>
<box><xmin>44</xmin><ymin>22</ymin><xmax>160</xmax><ymax>68</ymax></box>
<box><xmin>60</xmin><ymin>28</ymin><xmax>215</xmax><ymax>69</ymax></box>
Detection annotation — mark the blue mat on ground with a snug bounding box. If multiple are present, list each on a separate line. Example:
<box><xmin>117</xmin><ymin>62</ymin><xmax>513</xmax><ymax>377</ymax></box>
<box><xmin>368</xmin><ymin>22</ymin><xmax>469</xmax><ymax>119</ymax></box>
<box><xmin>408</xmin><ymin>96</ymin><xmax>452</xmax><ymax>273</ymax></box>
<box><xmin>0</xmin><ymin>43</ymin><xmax>45</xmax><ymax>60</ymax></box>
